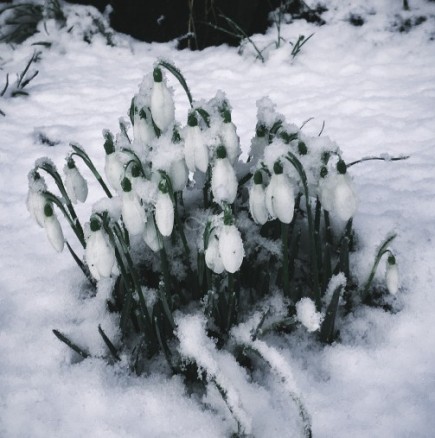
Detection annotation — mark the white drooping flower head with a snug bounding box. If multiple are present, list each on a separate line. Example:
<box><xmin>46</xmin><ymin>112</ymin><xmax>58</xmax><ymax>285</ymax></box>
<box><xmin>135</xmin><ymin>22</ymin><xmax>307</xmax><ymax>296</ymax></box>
<box><xmin>27</xmin><ymin>171</ymin><xmax>47</xmax><ymax>228</ymax></box>
<box><xmin>155</xmin><ymin>179</ymin><xmax>174</xmax><ymax>237</ymax></box>
<box><xmin>296</xmin><ymin>297</ymin><xmax>322</xmax><ymax>332</ymax></box>
<box><xmin>43</xmin><ymin>203</ymin><xmax>64</xmax><ymax>253</ymax></box>
<box><xmin>64</xmin><ymin>158</ymin><xmax>88</xmax><ymax>204</ymax></box>
<box><xmin>320</xmin><ymin>160</ymin><xmax>357</xmax><ymax>221</ymax></box>
<box><xmin>386</xmin><ymin>254</ymin><xmax>399</xmax><ymax>295</ymax></box>
<box><xmin>205</xmin><ymin>228</ymin><xmax>225</xmax><ymax>274</ymax></box>
<box><xmin>103</xmin><ymin>130</ymin><xmax>124</xmax><ymax>192</ymax></box>
<box><xmin>120</xmin><ymin>177</ymin><xmax>146</xmax><ymax>236</ymax></box>
<box><xmin>184</xmin><ymin>112</ymin><xmax>209</xmax><ymax>173</ymax></box>
<box><xmin>219</xmin><ymin>108</ymin><xmax>240</xmax><ymax>165</ymax></box>
<box><xmin>211</xmin><ymin>145</ymin><xmax>238</xmax><ymax>205</ymax></box>
<box><xmin>218</xmin><ymin>211</ymin><xmax>244</xmax><ymax>274</ymax></box>
<box><xmin>249</xmin><ymin>170</ymin><xmax>268</xmax><ymax>225</ymax></box>
<box><xmin>143</xmin><ymin>213</ymin><xmax>163</xmax><ymax>252</ymax></box>
<box><xmin>150</xmin><ymin>67</ymin><xmax>175</xmax><ymax>132</ymax></box>
<box><xmin>86</xmin><ymin>217</ymin><xmax>116</xmax><ymax>281</ymax></box>
<box><xmin>133</xmin><ymin>105</ymin><xmax>155</xmax><ymax>149</ymax></box>
<box><xmin>265</xmin><ymin>161</ymin><xmax>295</xmax><ymax>224</ymax></box>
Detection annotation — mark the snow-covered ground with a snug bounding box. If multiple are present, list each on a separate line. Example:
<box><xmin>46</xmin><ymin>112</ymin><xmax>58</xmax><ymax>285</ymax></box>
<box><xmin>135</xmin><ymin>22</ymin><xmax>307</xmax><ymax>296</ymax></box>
<box><xmin>1</xmin><ymin>0</ymin><xmax>435</xmax><ymax>436</ymax></box>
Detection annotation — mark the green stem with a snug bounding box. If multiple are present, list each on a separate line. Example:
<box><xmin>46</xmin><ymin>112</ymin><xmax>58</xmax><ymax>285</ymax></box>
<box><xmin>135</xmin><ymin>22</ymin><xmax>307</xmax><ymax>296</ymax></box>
<box><xmin>70</xmin><ymin>143</ymin><xmax>113</xmax><ymax>198</ymax></box>
<box><xmin>281</xmin><ymin>222</ymin><xmax>290</xmax><ymax>298</ymax></box>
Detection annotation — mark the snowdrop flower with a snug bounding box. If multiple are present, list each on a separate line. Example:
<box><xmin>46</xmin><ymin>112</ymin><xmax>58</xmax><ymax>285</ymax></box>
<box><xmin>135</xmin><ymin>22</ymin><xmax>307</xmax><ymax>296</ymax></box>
<box><xmin>103</xmin><ymin>131</ymin><xmax>124</xmax><ymax>192</ymax></box>
<box><xmin>220</xmin><ymin>109</ymin><xmax>240</xmax><ymax>165</ymax></box>
<box><xmin>43</xmin><ymin>203</ymin><xmax>64</xmax><ymax>253</ymax></box>
<box><xmin>64</xmin><ymin>158</ymin><xmax>88</xmax><ymax>204</ymax></box>
<box><xmin>249</xmin><ymin>170</ymin><xmax>268</xmax><ymax>225</ymax></box>
<box><xmin>249</xmin><ymin>123</ymin><xmax>268</xmax><ymax>165</ymax></box>
<box><xmin>265</xmin><ymin>161</ymin><xmax>295</xmax><ymax>224</ymax></box>
<box><xmin>211</xmin><ymin>145</ymin><xmax>238</xmax><ymax>204</ymax></box>
<box><xmin>184</xmin><ymin>112</ymin><xmax>209</xmax><ymax>173</ymax></box>
<box><xmin>386</xmin><ymin>254</ymin><xmax>399</xmax><ymax>295</ymax></box>
<box><xmin>155</xmin><ymin>179</ymin><xmax>174</xmax><ymax>237</ymax></box>
<box><xmin>296</xmin><ymin>297</ymin><xmax>322</xmax><ymax>332</ymax></box>
<box><xmin>133</xmin><ymin>106</ymin><xmax>155</xmax><ymax>146</ymax></box>
<box><xmin>218</xmin><ymin>214</ymin><xmax>244</xmax><ymax>273</ymax></box>
<box><xmin>150</xmin><ymin>67</ymin><xmax>175</xmax><ymax>132</ymax></box>
<box><xmin>26</xmin><ymin>172</ymin><xmax>47</xmax><ymax>228</ymax></box>
<box><xmin>121</xmin><ymin>177</ymin><xmax>146</xmax><ymax>236</ymax></box>
<box><xmin>169</xmin><ymin>158</ymin><xmax>188</xmax><ymax>192</ymax></box>
<box><xmin>143</xmin><ymin>213</ymin><xmax>163</xmax><ymax>252</ymax></box>
<box><xmin>86</xmin><ymin>218</ymin><xmax>116</xmax><ymax>281</ymax></box>
<box><xmin>318</xmin><ymin>166</ymin><xmax>335</xmax><ymax>212</ymax></box>
<box><xmin>205</xmin><ymin>230</ymin><xmax>225</xmax><ymax>274</ymax></box>
<box><xmin>333</xmin><ymin>160</ymin><xmax>357</xmax><ymax>222</ymax></box>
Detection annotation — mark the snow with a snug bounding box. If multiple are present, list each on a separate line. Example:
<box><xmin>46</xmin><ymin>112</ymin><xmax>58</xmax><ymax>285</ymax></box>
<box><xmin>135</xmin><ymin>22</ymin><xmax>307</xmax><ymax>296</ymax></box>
<box><xmin>1</xmin><ymin>0</ymin><xmax>435</xmax><ymax>436</ymax></box>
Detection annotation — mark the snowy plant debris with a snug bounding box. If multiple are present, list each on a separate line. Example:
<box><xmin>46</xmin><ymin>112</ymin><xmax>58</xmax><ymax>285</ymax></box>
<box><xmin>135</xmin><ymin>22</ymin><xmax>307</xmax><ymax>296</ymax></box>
<box><xmin>2</xmin><ymin>0</ymin><xmax>435</xmax><ymax>437</ymax></box>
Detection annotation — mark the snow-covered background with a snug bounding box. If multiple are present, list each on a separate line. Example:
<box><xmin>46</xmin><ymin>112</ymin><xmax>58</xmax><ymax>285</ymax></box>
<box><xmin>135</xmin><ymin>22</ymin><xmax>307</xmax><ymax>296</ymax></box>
<box><xmin>1</xmin><ymin>0</ymin><xmax>435</xmax><ymax>436</ymax></box>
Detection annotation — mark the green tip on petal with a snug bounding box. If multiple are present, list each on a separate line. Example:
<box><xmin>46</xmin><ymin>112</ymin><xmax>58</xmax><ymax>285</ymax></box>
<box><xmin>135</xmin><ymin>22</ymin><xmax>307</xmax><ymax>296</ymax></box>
<box><xmin>121</xmin><ymin>177</ymin><xmax>132</xmax><ymax>192</ymax></box>
<box><xmin>337</xmin><ymin>159</ymin><xmax>347</xmax><ymax>175</ymax></box>
<box><xmin>67</xmin><ymin>157</ymin><xmax>76</xmax><ymax>169</ymax></box>
<box><xmin>187</xmin><ymin>112</ymin><xmax>198</xmax><ymax>127</ymax></box>
<box><xmin>90</xmin><ymin>217</ymin><xmax>101</xmax><ymax>232</ymax></box>
<box><xmin>221</xmin><ymin>108</ymin><xmax>231</xmax><ymax>123</ymax></box>
<box><xmin>153</xmin><ymin>67</ymin><xmax>163</xmax><ymax>82</ymax></box>
<box><xmin>253</xmin><ymin>170</ymin><xmax>263</xmax><ymax>185</ymax></box>
<box><xmin>216</xmin><ymin>145</ymin><xmax>227</xmax><ymax>159</ymax></box>
<box><xmin>321</xmin><ymin>151</ymin><xmax>331</xmax><ymax>164</ymax></box>
<box><xmin>273</xmin><ymin>160</ymin><xmax>284</xmax><ymax>175</ymax></box>
<box><xmin>320</xmin><ymin>166</ymin><xmax>328</xmax><ymax>178</ymax></box>
<box><xmin>131</xmin><ymin>164</ymin><xmax>140</xmax><ymax>178</ymax></box>
<box><xmin>298</xmin><ymin>141</ymin><xmax>308</xmax><ymax>155</ymax></box>
<box><xmin>44</xmin><ymin>203</ymin><xmax>53</xmax><ymax>217</ymax></box>
<box><xmin>103</xmin><ymin>132</ymin><xmax>115</xmax><ymax>155</ymax></box>
<box><xmin>172</xmin><ymin>127</ymin><xmax>181</xmax><ymax>143</ymax></box>
<box><xmin>388</xmin><ymin>254</ymin><xmax>396</xmax><ymax>265</ymax></box>
<box><xmin>158</xmin><ymin>179</ymin><xmax>169</xmax><ymax>194</ymax></box>
<box><xmin>256</xmin><ymin>123</ymin><xmax>267</xmax><ymax>138</ymax></box>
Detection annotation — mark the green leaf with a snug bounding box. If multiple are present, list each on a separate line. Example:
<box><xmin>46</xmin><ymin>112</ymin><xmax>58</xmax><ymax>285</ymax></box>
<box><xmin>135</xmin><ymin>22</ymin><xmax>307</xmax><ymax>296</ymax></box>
<box><xmin>52</xmin><ymin>329</ymin><xmax>90</xmax><ymax>359</ymax></box>
<box><xmin>98</xmin><ymin>325</ymin><xmax>121</xmax><ymax>361</ymax></box>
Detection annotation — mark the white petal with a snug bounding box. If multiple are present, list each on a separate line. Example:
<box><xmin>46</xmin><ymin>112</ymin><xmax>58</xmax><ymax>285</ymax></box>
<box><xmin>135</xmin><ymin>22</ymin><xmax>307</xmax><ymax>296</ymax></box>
<box><xmin>26</xmin><ymin>190</ymin><xmax>46</xmax><ymax>227</ymax></box>
<box><xmin>194</xmin><ymin>141</ymin><xmax>209</xmax><ymax>173</ymax></box>
<box><xmin>105</xmin><ymin>154</ymin><xmax>124</xmax><ymax>192</ymax></box>
<box><xmin>184</xmin><ymin>125</ymin><xmax>201</xmax><ymax>172</ymax></box>
<box><xmin>249</xmin><ymin>184</ymin><xmax>268</xmax><ymax>225</ymax></box>
<box><xmin>211</xmin><ymin>158</ymin><xmax>237</xmax><ymax>204</ymax></box>
<box><xmin>143</xmin><ymin>215</ymin><xmax>163</xmax><ymax>252</ymax></box>
<box><xmin>205</xmin><ymin>233</ymin><xmax>225</xmax><ymax>274</ymax></box>
<box><xmin>271</xmin><ymin>174</ymin><xmax>295</xmax><ymax>224</ymax></box>
<box><xmin>65</xmin><ymin>167</ymin><xmax>88</xmax><ymax>204</ymax></box>
<box><xmin>334</xmin><ymin>175</ymin><xmax>357</xmax><ymax>221</ymax></box>
<box><xmin>44</xmin><ymin>214</ymin><xmax>64</xmax><ymax>253</ymax></box>
<box><xmin>122</xmin><ymin>191</ymin><xmax>146</xmax><ymax>235</ymax></box>
<box><xmin>169</xmin><ymin>159</ymin><xmax>188</xmax><ymax>192</ymax></box>
<box><xmin>86</xmin><ymin>230</ymin><xmax>115</xmax><ymax>280</ymax></box>
<box><xmin>151</xmin><ymin>81</ymin><xmax>175</xmax><ymax>132</ymax></box>
<box><xmin>221</xmin><ymin>122</ymin><xmax>240</xmax><ymax>164</ymax></box>
<box><xmin>264</xmin><ymin>182</ymin><xmax>276</xmax><ymax>219</ymax></box>
<box><xmin>386</xmin><ymin>263</ymin><xmax>399</xmax><ymax>295</ymax></box>
<box><xmin>218</xmin><ymin>225</ymin><xmax>244</xmax><ymax>273</ymax></box>
<box><xmin>155</xmin><ymin>192</ymin><xmax>174</xmax><ymax>237</ymax></box>
<box><xmin>133</xmin><ymin>111</ymin><xmax>154</xmax><ymax>146</ymax></box>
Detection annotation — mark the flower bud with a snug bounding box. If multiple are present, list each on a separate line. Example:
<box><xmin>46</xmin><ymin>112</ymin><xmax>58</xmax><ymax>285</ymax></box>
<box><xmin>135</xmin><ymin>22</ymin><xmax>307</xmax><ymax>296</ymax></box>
<box><xmin>211</xmin><ymin>146</ymin><xmax>238</xmax><ymax>204</ymax></box>
<box><xmin>143</xmin><ymin>214</ymin><xmax>163</xmax><ymax>252</ymax></box>
<box><xmin>218</xmin><ymin>224</ymin><xmax>244</xmax><ymax>273</ymax></box>
<box><xmin>249</xmin><ymin>171</ymin><xmax>268</xmax><ymax>225</ymax></box>
<box><xmin>220</xmin><ymin>117</ymin><xmax>240</xmax><ymax>165</ymax></box>
<box><xmin>27</xmin><ymin>187</ymin><xmax>47</xmax><ymax>228</ymax></box>
<box><xmin>104</xmin><ymin>152</ymin><xmax>124</xmax><ymax>192</ymax></box>
<box><xmin>184</xmin><ymin>114</ymin><xmax>209</xmax><ymax>173</ymax></box>
<box><xmin>151</xmin><ymin>68</ymin><xmax>175</xmax><ymax>132</ymax></box>
<box><xmin>333</xmin><ymin>174</ymin><xmax>357</xmax><ymax>222</ymax></box>
<box><xmin>169</xmin><ymin>159</ymin><xmax>188</xmax><ymax>192</ymax></box>
<box><xmin>386</xmin><ymin>255</ymin><xmax>399</xmax><ymax>295</ymax></box>
<box><xmin>155</xmin><ymin>181</ymin><xmax>174</xmax><ymax>237</ymax></box>
<box><xmin>43</xmin><ymin>203</ymin><xmax>64</xmax><ymax>253</ymax></box>
<box><xmin>205</xmin><ymin>231</ymin><xmax>225</xmax><ymax>274</ymax></box>
<box><xmin>134</xmin><ymin>107</ymin><xmax>155</xmax><ymax>146</ymax></box>
<box><xmin>121</xmin><ymin>178</ymin><xmax>146</xmax><ymax>236</ymax></box>
<box><xmin>86</xmin><ymin>222</ymin><xmax>116</xmax><ymax>280</ymax></box>
<box><xmin>64</xmin><ymin>159</ymin><xmax>88</xmax><ymax>204</ymax></box>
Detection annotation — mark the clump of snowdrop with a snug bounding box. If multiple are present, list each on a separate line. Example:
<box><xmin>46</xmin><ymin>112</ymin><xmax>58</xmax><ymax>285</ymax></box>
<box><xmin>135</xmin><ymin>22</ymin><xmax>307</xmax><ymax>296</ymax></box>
<box><xmin>27</xmin><ymin>60</ymin><xmax>405</xmax><ymax>403</ymax></box>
